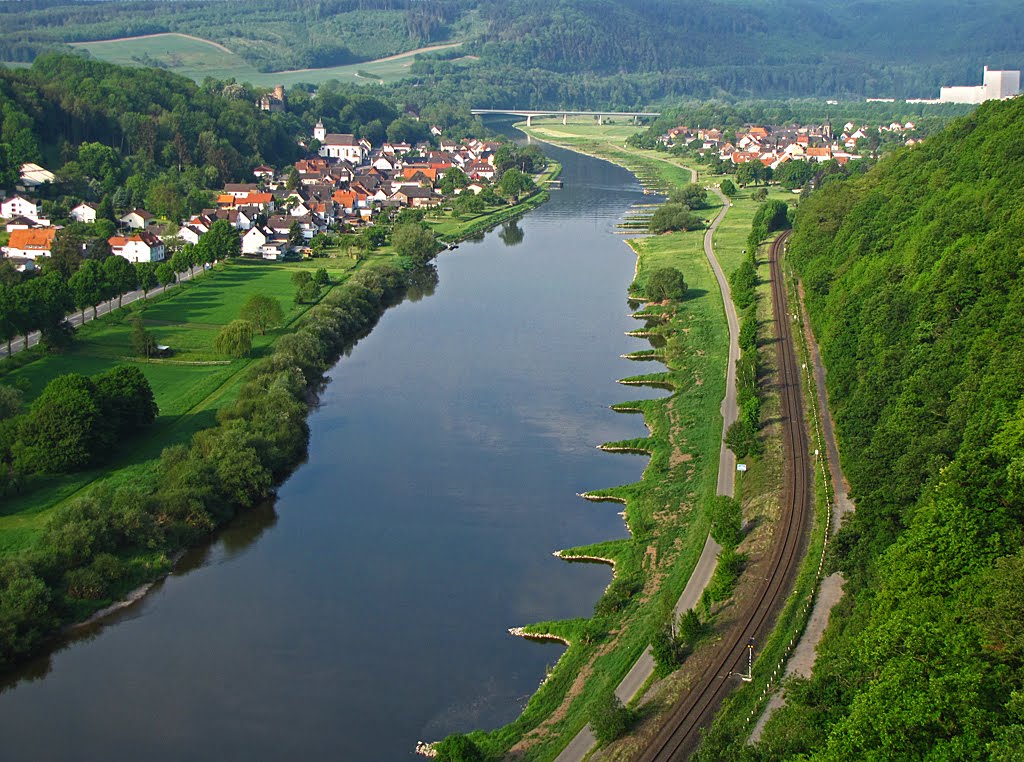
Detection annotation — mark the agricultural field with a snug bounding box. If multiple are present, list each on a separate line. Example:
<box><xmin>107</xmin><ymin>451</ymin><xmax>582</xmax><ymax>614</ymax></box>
<box><xmin>69</xmin><ymin>33</ymin><xmax>463</xmax><ymax>86</ymax></box>
<box><xmin>524</xmin><ymin>118</ymin><xmax>642</xmax><ymax>145</ymax></box>
<box><xmin>0</xmin><ymin>258</ymin><xmax>357</xmax><ymax>553</ymax></box>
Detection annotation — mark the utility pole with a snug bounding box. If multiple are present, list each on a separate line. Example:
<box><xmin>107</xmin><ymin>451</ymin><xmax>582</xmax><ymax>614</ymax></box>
<box><xmin>742</xmin><ymin>637</ymin><xmax>755</xmax><ymax>682</ymax></box>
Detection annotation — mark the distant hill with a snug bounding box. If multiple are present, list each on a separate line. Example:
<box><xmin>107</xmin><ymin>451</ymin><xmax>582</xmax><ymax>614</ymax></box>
<box><xmin>742</xmin><ymin>94</ymin><xmax>1024</xmax><ymax>760</ymax></box>
<box><xmin>3</xmin><ymin>1</ymin><xmax>1024</xmax><ymax>105</ymax></box>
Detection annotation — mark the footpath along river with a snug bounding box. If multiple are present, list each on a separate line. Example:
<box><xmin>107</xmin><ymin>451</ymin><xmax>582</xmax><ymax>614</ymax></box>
<box><xmin>0</xmin><ymin>139</ymin><xmax>666</xmax><ymax>760</ymax></box>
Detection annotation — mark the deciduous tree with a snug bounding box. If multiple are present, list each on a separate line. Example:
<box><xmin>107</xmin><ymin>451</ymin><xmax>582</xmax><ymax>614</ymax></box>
<box><xmin>239</xmin><ymin>294</ymin><xmax>283</xmax><ymax>335</ymax></box>
<box><xmin>214</xmin><ymin>319</ymin><xmax>254</xmax><ymax>358</ymax></box>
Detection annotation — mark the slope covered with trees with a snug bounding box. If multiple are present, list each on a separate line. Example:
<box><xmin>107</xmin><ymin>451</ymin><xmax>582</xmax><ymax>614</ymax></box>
<box><xmin>746</xmin><ymin>95</ymin><xmax>1024</xmax><ymax>760</ymax></box>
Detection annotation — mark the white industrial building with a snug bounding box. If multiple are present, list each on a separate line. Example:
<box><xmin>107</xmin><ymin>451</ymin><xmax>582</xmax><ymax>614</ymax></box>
<box><xmin>939</xmin><ymin>66</ymin><xmax>1020</xmax><ymax>104</ymax></box>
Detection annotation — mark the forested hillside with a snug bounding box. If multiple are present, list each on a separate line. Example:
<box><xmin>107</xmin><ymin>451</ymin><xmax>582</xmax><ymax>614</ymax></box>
<box><xmin>4</xmin><ymin>0</ymin><xmax>1024</xmax><ymax>104</ymax></box>
<box><xmin>748</xmin><ymin>96</ymin><xmax>1024</xmax><ymax>759</ymax></box>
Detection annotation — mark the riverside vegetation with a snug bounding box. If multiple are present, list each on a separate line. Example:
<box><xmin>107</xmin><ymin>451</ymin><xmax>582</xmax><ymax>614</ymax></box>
<box><xmin>0</xmin><ymin>143</ymin><xmax>553</xmax><ymax>671</ymax></box>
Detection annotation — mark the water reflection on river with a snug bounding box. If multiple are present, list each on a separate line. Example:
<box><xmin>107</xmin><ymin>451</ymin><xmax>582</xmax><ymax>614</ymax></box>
<box><xmin>0</xmin><ymin>138</ymin><xmax>667</xmax><ymax>761</ymax></box>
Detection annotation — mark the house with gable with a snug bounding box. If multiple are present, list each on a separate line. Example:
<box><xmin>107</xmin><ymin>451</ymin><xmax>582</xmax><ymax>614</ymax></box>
<box><xmin>70</xmin><ymin>202</ymin><xmax>99</xmax><ymax>224</ymax></box>
<box><xmin>242</xmin><ymin>225</ymin><xmax>273</xmax><ymax>255</ymax></box>
<box><xmin>1</xmin><ymin>195</ymin><xmax>43</xmax><ymax>223</ymax></box>
<box><xmin>4</xmin><ymin>227</ymin><xmax>57</xmax><ymax>258</ymax></box>
<box><xmin>177</xmin><ymin>224</ymin><xmax>204</xmax><ymax>245</ymax></box>
<box><xmin>390</xmin><ymin>186</ymin><xmax>438</xmax><ymax>208</ymax></box>
<box><xmin>319</xmin><ymin>133</ymin><xmax>370</xmax><ymax>164</ymax></box>
<box><xmin>120</xmin><ymin>209</ymin><xmax>153</xmax><ymax>230</ymax></box>
<box><xmin>109</xmin><ymin>232</ymin><xmax>165</xmax><ymax>263</ymax></box>
<box><xmin>5</xmin><ymin>215</ymin><xmax>39</xmax><ymax>233</ymax></box>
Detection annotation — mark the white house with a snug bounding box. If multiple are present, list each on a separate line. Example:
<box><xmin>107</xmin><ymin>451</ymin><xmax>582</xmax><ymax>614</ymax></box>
<box><xmin>109</xmin><ymin>232</ymin><xmax>165</xmax><ymax>263</ymax></box>
<box><xmin>70</xmin><ymin>202</ymin><xmax>98</xmax><ymax>224</ymax></box>
<box><xmin>260</xmin><ymin>240</ymin><xmax>289</xmax><ymax>260</ymax></box>
<box><xmin>224</xmin><ymin>183</ymin><xmax>259</xmax><ymax>198</ymax></box>
<box><xmin>1</xmin><ymin>195</ymin><xmax>42</xmax><ymax>222</ymax></box>
<box><xmin>5</xmin><ymin>216</ymin><xmax>39</xmax><ymax>232</ymax></box>
<box><xmin>242</xmin><ymin>225</ymin><xmax>271</xmax><ymax>255</ymax></box>
<box><xmin>120</xmin><ymin>209</ymin><xmax>154</xmax><ymax>230</ymax></box>
<box><xmin>319</xmin><ymin>133</ymin><xmax>369</xmax><ymax>164</ymax></box>
<box><xmin>233</xmin><ymin>207</ymin><xmax>259</xmax><ymax>230</ymax></box>
<box><xmin>177</xmin><ymin>225</ymin><xmax>204</xmax><ymax>245</ymax></box>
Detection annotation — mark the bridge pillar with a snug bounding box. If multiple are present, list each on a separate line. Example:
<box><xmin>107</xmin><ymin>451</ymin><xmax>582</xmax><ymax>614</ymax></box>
<box><xmin>598</xmin><ymin>114</ymin><xmax>603</xmax><ymax>125</ymax></box>
<box><xmin>526</xmin><ymin>115</ymin><xmax>532</xmax><ymax>127</ymax></box>
<box><xmin>562</xmin><ymin>113</ymin><xmax>567</xmax><ymax>126</ymax></box>
<box><xmin>634</xmin><ymin>114</ymin><xmax>638</xmax><ymax>125</ymax></box>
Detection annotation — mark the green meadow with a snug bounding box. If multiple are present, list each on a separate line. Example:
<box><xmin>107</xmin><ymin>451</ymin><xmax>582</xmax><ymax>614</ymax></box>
<box><xmin>0</xmin><ymin>258</ymin><xmax>357</xmax><ymax>552</ymax></box>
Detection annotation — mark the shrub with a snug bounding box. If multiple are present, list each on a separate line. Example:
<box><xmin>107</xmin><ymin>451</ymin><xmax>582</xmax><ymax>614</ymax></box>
<box><xmin>645</xmin><ymin>266</ymin><xmax>688</xmax><ymax>301</ymax></box>
<box><xmin>435</xmin><ymin>734</ymin><xmax>485</xmax><ymax>762</ymax></box>
<box><xmin>590</xmin><ymin>693</ymin><xmax>635</xmax><ymax>745</ymax></box>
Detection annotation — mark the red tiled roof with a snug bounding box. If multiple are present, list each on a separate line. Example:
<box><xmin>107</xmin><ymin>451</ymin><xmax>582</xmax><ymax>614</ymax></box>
<box><xmin>7</xmin><ymin>227</ymin><xmax>56</xmax><ymax>250</ymax></box>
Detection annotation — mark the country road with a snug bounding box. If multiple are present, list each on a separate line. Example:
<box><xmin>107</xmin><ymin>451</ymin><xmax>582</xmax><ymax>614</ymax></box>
<box><xmin>0</xmin><ymin>265</ymin><xmax>202</xmax><ymax>358</ymax></box>
<box><xmin>705</xmin><ymin>188</ymin><xmax>740</xmax><ymax>498</ymax></box>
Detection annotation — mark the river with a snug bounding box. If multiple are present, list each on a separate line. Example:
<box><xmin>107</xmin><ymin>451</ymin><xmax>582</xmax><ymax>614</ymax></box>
<box><xmin>0</xmin><ymin>138</ymin><xmax>664</xmax><ymax>760</ymax></box>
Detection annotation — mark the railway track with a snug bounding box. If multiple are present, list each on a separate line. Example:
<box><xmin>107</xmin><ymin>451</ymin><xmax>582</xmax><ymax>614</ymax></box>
<box><xmin>636</xmin><ymin>230</ymin><xmax>811</xmax><ymax>761</ymax></box>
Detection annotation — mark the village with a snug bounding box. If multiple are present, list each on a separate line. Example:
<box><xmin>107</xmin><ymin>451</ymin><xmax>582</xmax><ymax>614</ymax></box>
<box><xmin>0</xmin><ymin>122</ymin><xmax>520</xmax><ymax>271</ymax></box>
<box><xmin>657</xmin><ymin>118</ymin><xmax>922</xmax><ymax>171</ymax></box>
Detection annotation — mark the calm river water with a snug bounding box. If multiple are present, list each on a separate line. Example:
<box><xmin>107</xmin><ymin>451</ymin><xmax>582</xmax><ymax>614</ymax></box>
<box><xmin>0</xmin><ymin>138</ymin><xmax>665</xmax><ymax>760</ymax></box>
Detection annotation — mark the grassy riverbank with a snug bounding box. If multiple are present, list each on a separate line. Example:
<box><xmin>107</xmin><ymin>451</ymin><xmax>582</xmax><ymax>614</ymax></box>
<box><xmin>448</xmin><ymin>120</ymin><xmax>806</xmax><ymax>760</ymax></box>
<box><xmin>0</xmin><ymin>179</ymin><xmax>577</xmax><ymax>669</ymax></box>
<box><xmin>425</xmin><ymin>162</ymin><xmax>560</xmax><ymax>242</ymax></box>
<box><xmin>437</xmin><ymin>121</ymin><xmax>725</xmax><ymax>760</ymax></box>
<box><xmin>0</xmin><ymin>176</ymin><xmax>566</xmax><ymax>557</ymax></box>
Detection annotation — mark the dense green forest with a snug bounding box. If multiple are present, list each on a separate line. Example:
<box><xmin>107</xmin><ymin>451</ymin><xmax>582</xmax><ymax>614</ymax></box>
<box><xmin>4</xmin><ymin>0</ymin><xmax>1023</xmax><ymax>104</ymax></box>
<box><xmin>736</xmin><ymin>95</ymin><xmax>1024</xmax><ymax>760</ymax></box>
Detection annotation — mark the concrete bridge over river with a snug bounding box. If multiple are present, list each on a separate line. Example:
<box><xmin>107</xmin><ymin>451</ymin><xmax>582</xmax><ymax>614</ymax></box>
<box><xmin>470</xmin><ymin>108</ymin><xmax>661</xmax><ymax>126</ymax></box>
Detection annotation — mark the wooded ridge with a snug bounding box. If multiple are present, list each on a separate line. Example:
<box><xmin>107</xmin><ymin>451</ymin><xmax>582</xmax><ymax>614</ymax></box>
<box><xmin>745</xmin><ymin>94</ymin><xmax>1024</xmax><ymax>760</ymax></box>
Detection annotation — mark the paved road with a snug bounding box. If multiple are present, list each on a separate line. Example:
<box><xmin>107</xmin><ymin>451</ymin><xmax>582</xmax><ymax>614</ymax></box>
<box><xmin>555</xmin><ymin>186</ymin><xmax>736</xmax><ymax>762</ymax></box>
<box><xmin>0</xmin><ymin>266</ymin><xmax>202</xmax><ymax>358</ymax></box>
<box><xmin>703</xmin><ymin>188</ymin><xmax>740</xmax><ymax>497</ymax></box>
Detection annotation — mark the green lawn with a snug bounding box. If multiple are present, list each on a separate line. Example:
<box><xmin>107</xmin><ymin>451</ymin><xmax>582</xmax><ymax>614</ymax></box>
<box><xmin>70</xmin><ymin>33</ymin><xmax>464</xmax><ymax>86</ymax></box>
<box><xmin>711</xmin><ymin>186</ymin><xmax>797</xmax><ymax>279</ymax></box>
